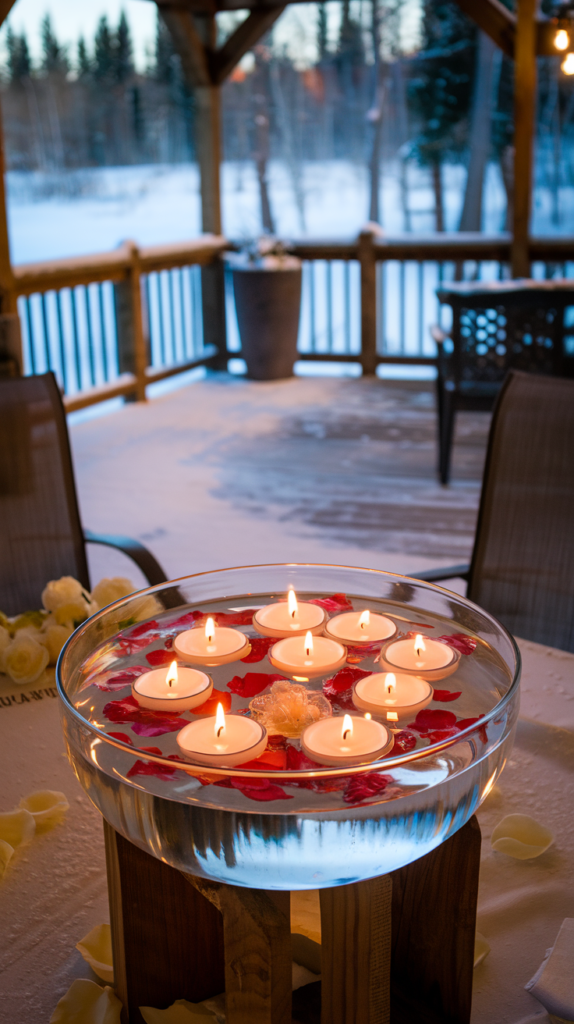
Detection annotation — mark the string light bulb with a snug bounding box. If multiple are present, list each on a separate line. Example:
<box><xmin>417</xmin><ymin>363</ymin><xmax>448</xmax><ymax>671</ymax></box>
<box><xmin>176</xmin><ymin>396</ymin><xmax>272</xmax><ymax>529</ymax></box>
<box><xmin>555</xmin><ymin>27</ymin><xmax>570</xmax><ymax>50</ymax></box>
<box><xmin>562</xmin><ymin>51</ymin><xmax>574</xmax><ymax>74</ymax></box>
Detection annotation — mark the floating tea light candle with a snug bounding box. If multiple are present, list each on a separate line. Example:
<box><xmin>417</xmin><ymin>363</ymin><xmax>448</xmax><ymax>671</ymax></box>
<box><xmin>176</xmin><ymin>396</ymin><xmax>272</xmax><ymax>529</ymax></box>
<box><xmin>177</xmin><ymin>702</ymin><xmax>267</xmax><ymax>767</ymax></box>
<box><xmin>269</xmin><ymin>630</ymin><xmax>346</xmax><ymax>678</ymax></box>
<box><xmin>253</xmin><ymin>588</ymin><xmax>326</xmax><ymax>638</ymax></box>
<box><xmin>132</xmin><ymin>660</ymin><xmax>213</xmax><ymax>712</ymax></box>
<box><xmin>324</xmin><ymin>608</ymin><xmax>397</xmax><ymax>645</ymax></box>
<box><xmin>301</xmin><ymin>712</ymin><xmax>393</xmax><ymax>766</ymax></box>
<box><xmin>174</xmin><ymin>617</ymin><xmax>251</xmax><ymax>667</ymax></box>
<box><xmin>380</xmin><ymin>633</ymin><xmax>459</xmax><ymax>681</ymax></box>
<box><xmin>352</xmin><ymin>671</ymin><xmax>433</xmax><ymax>722</ymax></box>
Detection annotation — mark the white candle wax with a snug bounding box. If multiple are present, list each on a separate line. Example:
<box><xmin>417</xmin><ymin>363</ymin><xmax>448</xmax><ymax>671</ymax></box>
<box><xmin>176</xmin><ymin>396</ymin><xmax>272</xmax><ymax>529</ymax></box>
<box><xmin>324</xmin><ymin>610</ymin><xmax>396</xmax><ymax>645</ymax></box>
<box><xmin>132</xmin><ymin>665</ymin><xmax>212</xmax><ymax>712</ymax></box>
<box><xmin>252</xmin><ymin>593</ymin><xmax>326</xmax><ymax>638</ymax></box>
<box><xmin>174</xmin><ymin>621</ymin><xmax>251</xmax><ymax>667</ymax></box>
<box><xmin>380</xmin><ymin>635</ymin><xmax>459</xmax><ymax>681</ymax></box>
<box><xmin>269</xmin><ymin>632</ymin><xmax>346</xmax><ymax>678</ymax></box>
<box><xmin>352</xmin><ymin>672</ymin><xmax>433</xmax><ymax>722</ymax></box>
<box><xmin>176</xmin><ymin>713</ymin><xmax>267</xmax><ymax>767</ymax></box>
<box><xmin>301</xmin><ymin>714</ymin><xmax>393</xmax><ymax>766</ymax></box>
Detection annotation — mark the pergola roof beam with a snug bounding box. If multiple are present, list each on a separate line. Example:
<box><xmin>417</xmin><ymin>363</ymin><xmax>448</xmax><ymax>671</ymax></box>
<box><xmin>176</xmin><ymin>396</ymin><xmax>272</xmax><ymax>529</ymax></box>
<box><xmin>211</xmin><ymin>7</ymin><xmax>286</xmax><ymax>85</ymax></box>
<box><xmin>453</xmin><ymin>0</ymin><xmax>516</xmax><ymax>59</ymax></box>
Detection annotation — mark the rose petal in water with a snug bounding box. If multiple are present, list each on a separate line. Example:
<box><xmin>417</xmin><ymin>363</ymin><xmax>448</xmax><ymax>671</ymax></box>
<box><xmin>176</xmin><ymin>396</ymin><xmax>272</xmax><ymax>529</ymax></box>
<box><xmin>228</xmin><ymin>672</ymin><xmax>287</xmax><ymax>698</ymax></box>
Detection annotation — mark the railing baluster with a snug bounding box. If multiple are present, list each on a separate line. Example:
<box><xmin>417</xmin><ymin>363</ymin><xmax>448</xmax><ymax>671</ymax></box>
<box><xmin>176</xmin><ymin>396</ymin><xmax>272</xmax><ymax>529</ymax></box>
<box><xmin>180</xmin><ymin>268</ymin><xmax>188</xmax><ymax>360</ymax></box>
<box><xmin>310</xmin><ymin>262</ymin><xmax>316</xmax><ymax>352</ymax></box>
<box><xmin>157</xmin><ymin>272</ymin><xmax>167</xmax><ymax>366</ymax></box>
<box><xmin>169</xmin><ymin>269</ymin><xmax>178</xmax><ymax>363</ymax></box>
<box><xmin>83</xmin><ymin>286</ymin><xmax>96</xmax><ymax>387</ymax></box>
<box><xmin>40</xmin><ymin>292</ymin><xmax>51</xmax><ymax>374</ymax></box>
<box><xmin>345</xmin><ymin>261</ymin><xmax>351</xmax><ymax>354</ymax></box>
<box><xmin>70</xmin><ymin>287</ymin><xmax>83</xmax><ymax>391</ymax></box>
<box><xmin>55</xmin><ymin>290</ymin><xmax>68</xmax><ymax>393</ymax></box>
<box><xmin>418</xmin><ymin>263</ymin><xmax>424</xmax><ymax>358</ymax></box>
<box><xmin>94</xmin><ymin>285</ymin><xmax>108</xmax><ymax>383</ymax></box>
<box><xmin>326</xmin><ymin>261</ymin><xmax>333</xmax><ymax>354</ymax></box>
<box><xmin>24</xmin><ymin>297</ymin><xmax>36</xmax><ymax>374</ymax></box>
<box><xmin>399</xmin><ymin>261</ymin><xmax>405</xmax><ymax>356</ymax></box>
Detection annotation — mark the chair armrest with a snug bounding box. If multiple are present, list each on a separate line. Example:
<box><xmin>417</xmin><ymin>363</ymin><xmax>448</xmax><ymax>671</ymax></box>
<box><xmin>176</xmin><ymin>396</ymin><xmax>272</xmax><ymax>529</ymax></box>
<box><xmin>410</xmin><ymin>564</ymin><xmax>470</xmax><ymax>583</ymax></box>
<box><xmin>84</xmin><ymin>530</ymin><xmax>169</xmax><ymax>587</ymax></box>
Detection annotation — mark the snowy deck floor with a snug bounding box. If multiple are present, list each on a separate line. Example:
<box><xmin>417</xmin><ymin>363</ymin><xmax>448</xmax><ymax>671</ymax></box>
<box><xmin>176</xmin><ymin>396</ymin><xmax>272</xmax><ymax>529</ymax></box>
<box><xmin>70</xmin><ymin>372</ymin><xmax>490</xmax><ymax>590</ymax></box>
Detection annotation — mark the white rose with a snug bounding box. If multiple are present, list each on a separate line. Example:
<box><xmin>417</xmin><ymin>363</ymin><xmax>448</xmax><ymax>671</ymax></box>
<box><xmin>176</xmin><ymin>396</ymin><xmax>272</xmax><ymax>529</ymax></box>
<box><xmin>0</xmin><ymin>626</ymin><xmax>11</xmax><ymax>672</ymax></box>
<box><xmin>40</xmin><ymin>622</ymin><xmax>74</xmax><ymax>665</ymax></box>
<box><xmin>3</xmin><ymin>633</ymin><xmax>49</xmax><ymax>685</ymax></box>
<box><xmin>91</xmin><ymin>578</ymin><xmax>136</xmax><ymax>610</ymax></box>
<box><xmin>53</xmin><ymin>599</ymin><xmax>98</xmax><ymax>628</ymax></box>
<box><xmin>42</xmin><ymin>577</ymin><xmax>87</xmax><ymax>613</ymax></box>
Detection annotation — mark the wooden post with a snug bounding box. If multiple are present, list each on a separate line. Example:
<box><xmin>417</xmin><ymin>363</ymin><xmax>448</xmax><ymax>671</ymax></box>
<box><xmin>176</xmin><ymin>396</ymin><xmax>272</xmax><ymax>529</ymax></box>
<box><xmin>389</xmin><ymin>815</ymin><xmax>481</xmax><ymax>1024</ymax></box>
<box><xmin>184</xmin><ymin>875</ymin><xmax>292</xmax><ymax>1024</ymax></box>
<box><xmin>0</xmin><ymin>91</ymin><xmax>22</xmax><ymax>374</ymax></box>
<box><xmin>113</xmin><ymin>242</ymin><xmax>148</xmax><ymax>401</ymax></box>
<box><xmin>104</xmin><ymin>823</ymin><xmax>225</xmax><ymax>1024</ymax></box>
<box><xmin>512</xmin><ymin>0</ymin><xmax>537</xmax><ymax>277</ymax></box>
<box><xmin>358</xmin><ymin>229</ymin><xmax>378</xmax><ymax>375</ymax></box>
<box><xmin>320</xmin><ymin>874</ymin><xmax>392</xmax><ymax>1024</ymax></box>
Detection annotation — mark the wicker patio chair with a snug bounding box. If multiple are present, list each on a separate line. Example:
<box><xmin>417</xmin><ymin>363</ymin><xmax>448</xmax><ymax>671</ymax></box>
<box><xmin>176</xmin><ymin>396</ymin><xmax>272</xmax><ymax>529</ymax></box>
<box><xmin>412</xmin><ymin>371</ymin><xmax>574</xmax><ymax>653</ymax></box>
<box><xmin>433</xmin><ymin>279</ymin><xmax>574</xmax><ymax>484</ymax></box>
<box><xmin>0</xmin><ymin>371</ymin><xmax>169</xmax><ymax>616</ymax></box>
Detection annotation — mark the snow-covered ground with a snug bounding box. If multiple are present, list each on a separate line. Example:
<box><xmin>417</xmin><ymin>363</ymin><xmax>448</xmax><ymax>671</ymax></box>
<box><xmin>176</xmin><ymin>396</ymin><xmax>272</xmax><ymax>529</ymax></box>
<box><xmin>5</xmin><ymin>159</ymin><xmax>511</xmax><ymax>264</ymax></box>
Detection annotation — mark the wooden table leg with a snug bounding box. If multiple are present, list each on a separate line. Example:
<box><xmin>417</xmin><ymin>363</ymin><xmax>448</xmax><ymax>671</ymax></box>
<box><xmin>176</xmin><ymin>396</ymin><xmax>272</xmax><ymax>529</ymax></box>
<box><xmin>389</xmin><ymin>815</ymin><xmax>481</xmax><ymax>1024</ymax></box>
<box><xmin>184</xmin><ymin>874</ymin><xmax>292</xmax><ymax>1024</ymax></box>
<box><xmin>320</xmin><ymin>874</ymin><xmax>392</xmax><ymax>1024</ymax></box>
<box><xmin>104</xmin><ymin>823</ymin><xmax>225</xmax><ymax>1024</ymax></box>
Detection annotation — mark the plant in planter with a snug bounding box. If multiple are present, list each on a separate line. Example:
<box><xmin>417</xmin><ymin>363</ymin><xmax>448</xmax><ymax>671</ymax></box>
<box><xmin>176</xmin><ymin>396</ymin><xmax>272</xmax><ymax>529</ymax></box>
<box><xmin>229</xmin><ymin>238</ymin><xmax>302</xmax><ymax>381</ymax></box>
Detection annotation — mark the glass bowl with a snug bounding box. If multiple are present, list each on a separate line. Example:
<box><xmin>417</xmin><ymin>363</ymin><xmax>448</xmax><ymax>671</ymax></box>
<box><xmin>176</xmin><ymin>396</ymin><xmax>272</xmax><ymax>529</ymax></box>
<box><xmin>57</xmin><ymin>564</ymin><xmax>520</xmax><ymax>889</ymax></box>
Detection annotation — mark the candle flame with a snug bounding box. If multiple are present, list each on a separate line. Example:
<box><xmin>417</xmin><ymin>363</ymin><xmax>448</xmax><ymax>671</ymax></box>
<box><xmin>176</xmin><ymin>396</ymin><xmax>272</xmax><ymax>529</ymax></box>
<box><xmin>555</xmin><ymin>28</ymin><xmax>569</xmax><ymax>50</ymax></box>
<box><xmin>414</xmin><ymin>634</ymin><xmax>426</xmax><ymax>657</ymax></box>
<box><xmin>288</xmin><ymin>587</ymin><xmax>298</xmax><ymax>619</ymax></box>
<box><xmin>385</xmin><ymin>672</ymin><xmax>396</xmax><ymax>694</ymax></box>
<box><xmin>562</xmin><ymin>51</ymin><xmax>574</xmax><ymax>73</ymax></box>
<box><xmin>215</xmin><ymin>702</ymin><xmax>225</xmax><ymax>739</ymax></box>
<box><xmin>342</xmin><ymin>714</ymin><xmax>353</xmax><ymax>742</ymax></box>
<box><xmin>364</xmin><ymin>712</ymin><xmax>372</xmax><ymax>720</ymax></box>
<box><xmin>166</xmin><ymin>661</ymin><xmax>178</xmax><ymax>688</ymax></box>
<box><xmin>205</xmin><ymin>617</ymin><xmax>215</xmax><ymax>643</ymax></box>
<box><xmin>305</xmin><ymin>631</ymin><xmax>314</xmax><ymax>657</ymax></box>
<box><xmin>359</xmin><ymin>609</ymin><xmax>370</xmax><ymax>630</ymax></box>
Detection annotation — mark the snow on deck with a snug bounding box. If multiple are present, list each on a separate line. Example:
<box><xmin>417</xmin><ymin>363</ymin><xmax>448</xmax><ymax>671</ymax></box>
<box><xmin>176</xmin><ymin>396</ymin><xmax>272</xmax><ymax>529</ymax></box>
<box><xmin>70</xmin><ymin>372</ymin><xmax>489</xmax><ymax>590</ymax></box>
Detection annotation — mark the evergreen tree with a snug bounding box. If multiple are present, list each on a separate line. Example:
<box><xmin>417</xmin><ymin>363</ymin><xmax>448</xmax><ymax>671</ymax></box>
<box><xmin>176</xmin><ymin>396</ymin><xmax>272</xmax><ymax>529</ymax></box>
<box><xmin>317</xmin><ymin>3</ymin><xmax>328</xmax><ymax>62</ymax></box>
<box><xmin>77</xmin><ymin>36</ymin><xmax>91</xmax><ymax>78</ymax></box>
<box><xmin>337</xmin><ymin>0</ymin><xmax>364</xmax><ymax>64</ymax></box>
<box><xmin>155</xmin><ymin>14</ymin><xmax>177</xmax><ymax>84</ymax></box>
<box><xmin>94</xmin><ymin>15</ymin><xmax>114</xmax><ymax>81</ymax></box>
<box><xmin>115</xmin><ymin>11</ymin><xmax>133</xmax><ymax>83</ymax></box>
<box><xmin>6</xmin><ymin>24</ymin><xmax>32</xmax><ymax>83</ymax></box>
<box><xmin>408</xmin><ymin>0</ymin><xmax>476</xmax><ymax>229</ymax></box>
<box><xmin>41</xmin><ymin>13</ymin><xmax>69</xmax><ymax>75</ymax></box>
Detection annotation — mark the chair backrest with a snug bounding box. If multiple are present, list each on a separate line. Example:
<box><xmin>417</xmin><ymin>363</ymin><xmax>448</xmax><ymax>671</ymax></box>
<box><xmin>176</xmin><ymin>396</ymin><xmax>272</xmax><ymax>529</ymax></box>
<box><xmin>437</xmin><ymin>282</ymin><xmax>574</xmax><ymax>387</ymax></box>
<box><xmin>468</xmin><ymin>371</ymin><xmax>574</xmax><ymax>652</ymax></box>
<box><xmin>0</xmin><ymin>372</ymin><xmax>89</xmax><ymax>616</ymax></box>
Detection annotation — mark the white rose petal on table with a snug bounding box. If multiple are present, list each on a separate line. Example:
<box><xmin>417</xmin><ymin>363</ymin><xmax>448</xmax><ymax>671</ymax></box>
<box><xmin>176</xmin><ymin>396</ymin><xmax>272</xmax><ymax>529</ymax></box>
<box><xmin>525</xmin><ymin>918</ymin><xmax>574</xmax><ymax>1021</ymax></box>
<box><xmin>491</xmin><ymin>814</ymin><xmax>554</xmax><ymax>860</ymax></box>
<box><xmin>474</xmin><ymin>931</ymin><xmax>491</xmax><ymax>968</ymax></box>
<box><xmin>139</xmin><ymin>999</ymin><xmax>218</xmax><ymax>1024</ymax></box>
<box><xmin>0</xmin><ymin>807</ymin><xmax>36</xmax><ymax>848</ymax></box>
<box><xmin>49</xmin><ymin>979</ymin><xmax>122</xmax><ymax>1024</ymax></box>
<box><xmin>0</xmin><ymin>839</ymin><xmax>14</xmax><ymax>880</ymax></box>
<box><xmin>76</xmin><ymin>923</ymin><xmax>114</xmax><ymax>984</ymax></box>
<box><xmin>19</xmin><ymin>790</ymin><xmax>69</xmax><ymax>832</ymax></box>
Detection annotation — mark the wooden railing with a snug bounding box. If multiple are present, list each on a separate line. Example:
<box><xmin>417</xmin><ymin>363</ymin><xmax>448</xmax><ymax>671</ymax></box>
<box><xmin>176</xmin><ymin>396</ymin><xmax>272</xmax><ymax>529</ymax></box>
<box><xmin>9</xmin><ymin>230</ymin><xmax>574</xmax><ymax>411</ymax></box>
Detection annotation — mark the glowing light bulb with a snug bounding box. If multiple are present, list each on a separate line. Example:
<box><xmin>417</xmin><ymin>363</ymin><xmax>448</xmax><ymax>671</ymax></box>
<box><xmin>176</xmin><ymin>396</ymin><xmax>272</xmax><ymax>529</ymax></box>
<box><xmin>205</xmin><ymin>617</ymin><xmax>215</xmax><ymax>643</ymax></box>
<box><xmin>358</xmin><ymin>609</ymin><xmax>370</xmax><ymax>630</ymax></box>
<box><xmin>364</xmin><ymin>712</ymin><xmax>372</xmax><ymax>720</ymax></box>
<box><xmin>414</xmin><ymin>634</ymin><xmax>426</xmax><ymax>658</ymax></box>
<box><xmin>215</xmin><ymin>702</ymin><xmax>226</xmax><ymax>739</ymax></box>
<box><xmin>562</xmin><ymin>51</ymin><xmax>574</xmax><ymax>73</ymax></box>
<box><xmin>288</xmin><ymin>587</ymin><xmax>298</xmax><ymax>619</ymax></box>
<box><xmin>555</xmin><ymin>28</ymin><xmax>570</xmax><ymax>50</ymax></box>
<box><xmin>342</xmin><ymin>714</ymin><xmax>353</xmax><ymax>742</ymax></box>
<box><xmin>166</xmin><ymin>661</ymin><xmax>178</xmax><ymax>688</ymax></box>
<box><xmin>304</xmin><ymin>631</ymin><xmax>314</xmax><ymax>657</ymax></box>
<box><xmin>385</xmin><ymin>672</ymin><xmax>396</xmax><ymax>694</ymax></box>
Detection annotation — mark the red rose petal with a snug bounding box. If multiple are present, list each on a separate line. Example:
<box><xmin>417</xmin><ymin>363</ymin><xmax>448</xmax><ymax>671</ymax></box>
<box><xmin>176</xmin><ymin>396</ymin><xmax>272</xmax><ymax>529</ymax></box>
<box><xmin>127</xmin><ymin>620</ymin><xmax>160</xmax><ymax>638</ymax></box>
<box><xmin>108</xmin><ymin>731</ymin><xmax>133</xmax><ymax>744</ymax></box>
<box><xmin>433</xmin><ymin>690</ymin><xmax>462</xmax><ymax>703</ymax></box>
<box><xmin>423</xmin><ymin>728</ymin><xmax>461</xmax><ymax>744</ymax></box>
<box><xmin>309</xmin><ymin>593</ymin><xmax>353</xmax><ymax>612</ymax></box>
<box><xmin>323</xmin><ymin>666</ymin><xmax>371</xmax><ymax>711</ymax></box>
<box><xmin>119</xmin><ymin>634</ymin><xmax>161</xmax><ymax>655</ymax></box>
<box><xmin>391</xmin><ymin>730</ymin><xmax>417</xmax><ymax>753</ymax></box>
<box><xmin>437</xmin><ymin>634</ymin><xmax>477</xmax><ymax>655</ymax></box>
<box><xmin>412</xmin><ymin>708</ymin><xmax>458</xmax><ymax>733</ymax></box>
<box><xmin>227</xmin><ymin>671</ymin><xmax>287</xmax><ymax>698</ymax></box>
<box><xmin>230</xmin><ymin>779</ymin><xmax>293</xmax><ymax>802</ymax></box>
<box><xmin>103</xmin><ymin>694</ymin><xmax>188</xmax><ymax>735</ymax></box>
<box><xmin>190</xmin><ymin>689</ymin><xmax>232</xmax><ymax>716</ymax></box>
<box><xmin>145</xmin><ymin>649</ymin><xmax>174</xmax><ymax>667</ymax></box>
<box><xmin>93</xmin><ymin>666</ymin><xmax>145</xmax><ymax>692</ymax></box>
<box><xmin>127</xmin><ymin>759</ymin><xmax>181</xmax><ymax>780</ymax></box>
<box><xmin>345</xmin><ymin>642</ymin><xmax>383</xmax><ymax>663</ymax></box>
<box><xmin>239</xmin><ymin>749</ymin><xmax>288</xmax><ymax>771</ymax></box>
<box><xmin>343</xmin><ymin>772</ymin><xmax>392</xmax><ymax>804</ymax></box>
<box><xmin>240</xmin><ymin>637</ymin><xmax>276</xmax><ymax>663</ymax></box>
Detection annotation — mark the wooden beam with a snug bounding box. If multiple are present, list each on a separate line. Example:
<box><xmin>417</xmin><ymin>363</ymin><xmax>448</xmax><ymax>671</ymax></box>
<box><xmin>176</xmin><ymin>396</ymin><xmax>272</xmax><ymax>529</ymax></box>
<box><xmin>512</xmin><ymin>0</ymin><xmax>537</xmax><ymax>278</ymax></box>
<box><xmin>0</xmin><ymin>0</ymin><xmax>17</xmax><ymax>27</ymax></box>
<box><xmin>211</xmin><ymin>7</ymin><xmax>286</xmax><ymax>85</ymax></box>
<box><xmin>159</xmin><ymin>6</ymin><xmax>211</xmax><ymax>86</ymax></box>
<box><xmin>452</xmin><ymin>0</ymin><xmax>515</xmax><ymax>58</ymax></box>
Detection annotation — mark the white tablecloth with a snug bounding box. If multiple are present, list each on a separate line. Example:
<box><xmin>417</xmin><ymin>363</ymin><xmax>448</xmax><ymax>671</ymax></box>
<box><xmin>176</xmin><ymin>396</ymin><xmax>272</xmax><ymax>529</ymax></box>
<box><xmin>0</xmin><ymin>637</ymin><xmax>573</xmax><ymax>1024</ymax></box>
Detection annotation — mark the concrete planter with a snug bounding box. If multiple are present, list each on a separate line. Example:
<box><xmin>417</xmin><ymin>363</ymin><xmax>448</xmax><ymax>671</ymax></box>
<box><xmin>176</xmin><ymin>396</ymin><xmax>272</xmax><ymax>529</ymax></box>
<box><xmin>231</xmin><ymin>256</ymin><xmax>302</xmax><ymax>381</ymax></box>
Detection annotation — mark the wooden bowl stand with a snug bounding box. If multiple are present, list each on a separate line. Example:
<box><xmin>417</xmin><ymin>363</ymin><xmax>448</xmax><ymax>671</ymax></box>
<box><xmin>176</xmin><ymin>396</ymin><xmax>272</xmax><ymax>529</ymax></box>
<box><xmin>104</xmin><ymin>815</ymin><xmax>481</xmax><ymax>1024</ymax></box>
